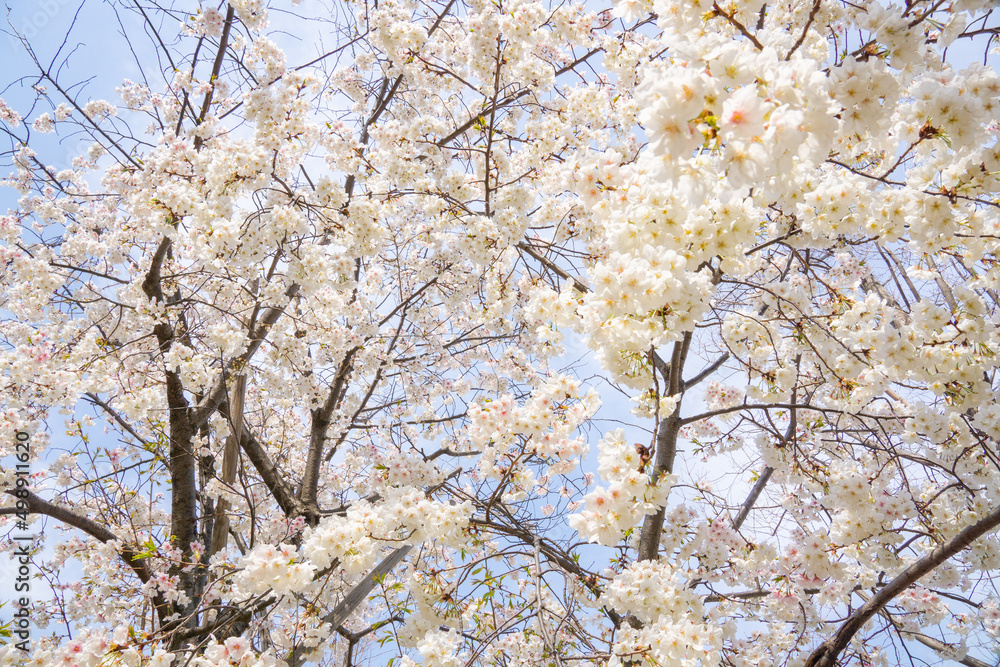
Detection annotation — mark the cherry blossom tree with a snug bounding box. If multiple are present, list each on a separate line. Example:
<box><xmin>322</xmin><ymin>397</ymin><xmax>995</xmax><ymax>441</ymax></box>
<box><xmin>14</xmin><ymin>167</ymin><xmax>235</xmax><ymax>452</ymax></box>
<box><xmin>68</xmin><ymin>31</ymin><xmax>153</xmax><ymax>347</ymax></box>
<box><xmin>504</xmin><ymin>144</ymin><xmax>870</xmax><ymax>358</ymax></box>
<box><xmin>3</xmin><ymin>0</ymin><xmax>1000</xmax><ymax>665</ymax></box>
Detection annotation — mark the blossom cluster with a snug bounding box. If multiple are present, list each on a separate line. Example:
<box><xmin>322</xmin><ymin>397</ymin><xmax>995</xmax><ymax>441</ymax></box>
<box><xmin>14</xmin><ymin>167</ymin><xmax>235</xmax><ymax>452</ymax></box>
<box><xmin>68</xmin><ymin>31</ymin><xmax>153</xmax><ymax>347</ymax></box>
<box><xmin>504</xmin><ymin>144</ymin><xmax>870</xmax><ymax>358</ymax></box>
<box><xmin>569</xmin><ymin>429</ymin><xmax>673</xmax><ymax>545</ymax></box>
<box><xmin>0</xmin><ymin>628</ymin><xmax>278</xmax><ymax>667</ymax></box>
<box><xmin>301</xmin><ymin>491</ymin><xmax>472</xmax><ymax>576</ymax></box>
<box><xmin>465</xmin><ymin>374</ymin><xmax>599</xmax><ymax>484</ymax></box>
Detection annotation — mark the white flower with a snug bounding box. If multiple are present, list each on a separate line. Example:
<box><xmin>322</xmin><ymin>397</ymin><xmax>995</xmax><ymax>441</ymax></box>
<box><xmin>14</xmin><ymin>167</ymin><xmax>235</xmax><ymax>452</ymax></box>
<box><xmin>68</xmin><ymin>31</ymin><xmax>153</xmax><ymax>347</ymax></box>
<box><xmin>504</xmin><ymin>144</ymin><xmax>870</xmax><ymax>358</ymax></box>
<box><xmin>720</xmin><ymin>86</ymin><xmax>766</xmax><ymax>141</ymax></box>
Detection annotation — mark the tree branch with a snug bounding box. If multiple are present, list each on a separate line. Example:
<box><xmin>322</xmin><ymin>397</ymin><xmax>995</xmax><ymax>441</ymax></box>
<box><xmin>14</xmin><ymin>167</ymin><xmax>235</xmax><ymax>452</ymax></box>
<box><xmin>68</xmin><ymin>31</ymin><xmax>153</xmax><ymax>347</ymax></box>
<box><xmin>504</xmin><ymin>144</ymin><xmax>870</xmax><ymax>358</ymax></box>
<box><xmin>210</xmin><ymin>373</ymin><xmax>247</xmax><ymax>556</ymax></box>
<box><xmin>637</xmin><ymin>333</ymin><xmax>692</xmax><ymax>562</ymax></box>
<box><xmin>804</xmin><ymin>504</ymin><xmax>1000</xmax><ymax>667</ymax></box>
<box><xmin>1</xmin><ymin>490</ymin><xmax>170</xmax><ymax>623</ymax></box>
<box><xmin>287</xmin><ymin>546</ymin><xmax>413</xmax><ymax>667</ymax></box>
<box><xmin>188</xmin><ymin>284</ymin><xmax>300</xmax><ymax>431</ymax></box>
<box><xmin>217</xmin><ymin>402</ymin><xmax>303</xmax><ymax>519</ymax></box>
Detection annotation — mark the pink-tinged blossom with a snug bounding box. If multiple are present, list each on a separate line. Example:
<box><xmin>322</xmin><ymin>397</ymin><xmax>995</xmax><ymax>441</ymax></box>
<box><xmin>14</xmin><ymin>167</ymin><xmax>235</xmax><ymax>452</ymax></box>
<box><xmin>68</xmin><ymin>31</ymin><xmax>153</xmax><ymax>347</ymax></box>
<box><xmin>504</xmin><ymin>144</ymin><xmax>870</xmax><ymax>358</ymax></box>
<box><xmin>32</xmin><ymin>113</ymin><xmax>55</xmax><ymax>133</ymax></box>
<box><xmin>720</xmin><ymin>86</ymin><xmax>766</xmax><ymax>141</ymax></box>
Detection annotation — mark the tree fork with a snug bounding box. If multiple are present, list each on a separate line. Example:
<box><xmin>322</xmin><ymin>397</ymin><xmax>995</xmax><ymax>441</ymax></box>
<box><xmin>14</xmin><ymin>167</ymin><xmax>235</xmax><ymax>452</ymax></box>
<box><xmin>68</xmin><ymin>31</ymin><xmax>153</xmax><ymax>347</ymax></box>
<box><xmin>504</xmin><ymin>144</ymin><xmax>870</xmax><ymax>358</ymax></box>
<box><xmin>637</xmin><ymin>333</ymin><xmax>692</xmax><ymax>562</ymax></box>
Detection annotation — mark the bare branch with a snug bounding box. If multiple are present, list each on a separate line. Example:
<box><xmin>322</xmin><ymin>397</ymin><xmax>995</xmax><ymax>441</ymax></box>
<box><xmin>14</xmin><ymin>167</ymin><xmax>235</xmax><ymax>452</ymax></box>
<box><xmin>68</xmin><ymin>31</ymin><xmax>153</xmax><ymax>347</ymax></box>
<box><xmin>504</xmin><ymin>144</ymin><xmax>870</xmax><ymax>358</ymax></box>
<box><xmin>804</xmin><ymin>505</ymin><xmax>1000</xmax><ymax>667</ymax></box>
